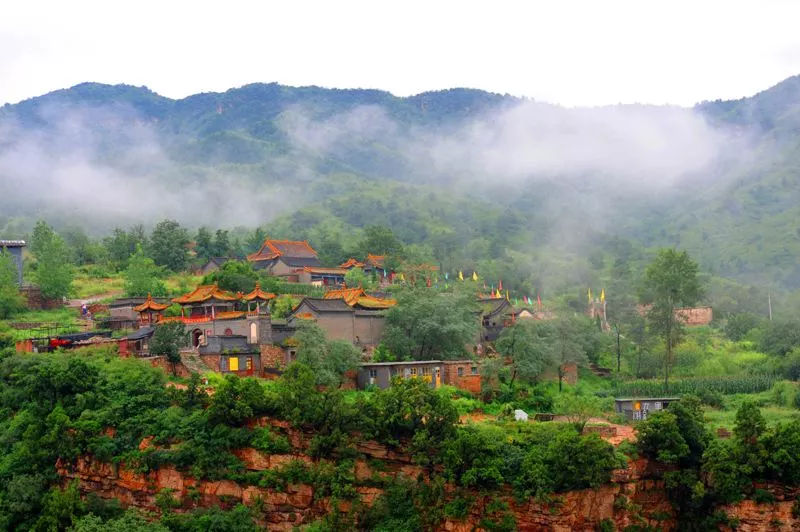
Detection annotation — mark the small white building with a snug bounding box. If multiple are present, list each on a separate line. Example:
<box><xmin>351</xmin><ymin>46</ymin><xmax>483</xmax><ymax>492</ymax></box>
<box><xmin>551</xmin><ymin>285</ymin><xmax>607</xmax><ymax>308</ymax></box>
<box><xmin>514</xmin><ymin>409</ymin><xmax>529</xmax><ymax>422</ymax></box>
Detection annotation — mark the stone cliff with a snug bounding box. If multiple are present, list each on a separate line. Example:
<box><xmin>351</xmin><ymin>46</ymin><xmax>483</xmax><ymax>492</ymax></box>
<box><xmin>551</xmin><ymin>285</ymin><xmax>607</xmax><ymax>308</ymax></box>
<box><xmin>55</xmin><ymin>417</ymin><xmax>799</xmax><ymax>531</ymax></box>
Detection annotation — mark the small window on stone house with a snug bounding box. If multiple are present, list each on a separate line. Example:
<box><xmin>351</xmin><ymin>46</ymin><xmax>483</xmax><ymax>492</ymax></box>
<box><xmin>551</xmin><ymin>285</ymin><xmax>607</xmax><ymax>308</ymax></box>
<box><xmin>369</xmin><ymin>369</ymin><xmax>377</xmax><ymax>378</ymax></box>
<box><xmin>410</xmin><ymin>367</ymin><xmax>417</xmax><ymax>376</ymax></box>
<box><xmin>471</xmin><ymin>367</ymin><xmax>478</xmax><ymax>375</ymax></box>
<box><xmin>457</xmin><ymin>367</ymin><xmax>464</xmax><ymax>377</ymax></box>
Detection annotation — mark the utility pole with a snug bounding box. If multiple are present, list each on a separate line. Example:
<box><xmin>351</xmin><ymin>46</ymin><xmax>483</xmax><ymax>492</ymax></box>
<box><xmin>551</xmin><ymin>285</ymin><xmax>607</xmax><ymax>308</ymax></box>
<box><xmin>768</xmin><ymin>291</ymin><xmax>773</xmax><ymax>321</ymax></box>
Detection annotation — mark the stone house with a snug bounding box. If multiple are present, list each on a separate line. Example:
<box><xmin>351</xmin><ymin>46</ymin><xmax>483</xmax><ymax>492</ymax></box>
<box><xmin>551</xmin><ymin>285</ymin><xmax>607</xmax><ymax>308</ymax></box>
<box><xmin>247</xmin><ymin>239</ymin><xmax>321</xmax><ymax>279</ymax></box>
<box><xmin>357</xmin><ymin>359</ymin><xmax>480</xmax><ymax>393</ymax></box>
<box><xmin>614</xmin><ymin>397</ymin><xmax>679</xmax><ymax>421</ymax></box>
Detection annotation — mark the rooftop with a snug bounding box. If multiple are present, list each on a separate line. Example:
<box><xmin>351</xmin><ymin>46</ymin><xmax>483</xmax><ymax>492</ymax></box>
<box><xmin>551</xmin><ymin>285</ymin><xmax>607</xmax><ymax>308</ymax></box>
<box><xmin>0</xmin><ymin>240</ymin><xmax>26</xmax><ymax>247</ymax></box>
<box><xmin>242</xmin><ymin>282</ymin><xmax>276</xmax><ymax>302</ymax></box>
<box><xmin>248</xmin><ymin>238</ymin><xmax>318</xmax><ymax>261</ymax></box>
<box><xmin>133</xmin><ymin>294</ymin><xmax>169</xmax><ymax>312</ymax></box>
<box><xmin>172</xmin><ymin>284</ymin><xmax>239</xmax><ymax>304</ymax></box>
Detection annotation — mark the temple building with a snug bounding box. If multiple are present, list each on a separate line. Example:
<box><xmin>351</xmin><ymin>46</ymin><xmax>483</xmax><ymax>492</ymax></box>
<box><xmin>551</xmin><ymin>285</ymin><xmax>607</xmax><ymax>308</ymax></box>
<box><xmin>242</xmin><ymin>282</ymin><xmax>276</xmax><ymax>313</ymax></box>
<box><xmin>288</xmin><ymin>287</ymin><xmax>396</xmax><ymax>346</ymax></box>
<box><xmin>340</xmin><ymin>254</ymin><xmax>392</xmax><ymax>283</ymax></box>
<box><xmin>133</xmin><ymin>294</ymin><xmax>169</xmax><ymax>326</ymax></box>
<box><xmin>478</xmin><ymin>296</ymin><xmax>514</xmax><ymax>342</ymax></box>
<box><xmin>171</xmin><ymin>284</ymin><xmax>240</xmax><ymax>318</ymax></box>
<box><xmin>247</xmin><ymin>239</ymin><xmax>321</xmax><ymax>279</ymax></box>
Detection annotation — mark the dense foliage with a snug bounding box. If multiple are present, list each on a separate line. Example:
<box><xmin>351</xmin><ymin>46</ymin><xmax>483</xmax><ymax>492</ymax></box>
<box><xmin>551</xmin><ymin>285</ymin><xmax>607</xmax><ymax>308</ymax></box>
<box><xmin>0</xmin><ymin>348</ymin><xmax>622</xmax><ymax>530</ymax></box>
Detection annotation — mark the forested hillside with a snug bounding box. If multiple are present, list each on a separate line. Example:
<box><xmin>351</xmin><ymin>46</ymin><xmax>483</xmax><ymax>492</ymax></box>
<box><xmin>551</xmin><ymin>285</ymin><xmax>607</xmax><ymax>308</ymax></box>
<box><xmin>1</xmin><ymin>75</ymin><xmax>800</xmax><ymax>291</ymax></box>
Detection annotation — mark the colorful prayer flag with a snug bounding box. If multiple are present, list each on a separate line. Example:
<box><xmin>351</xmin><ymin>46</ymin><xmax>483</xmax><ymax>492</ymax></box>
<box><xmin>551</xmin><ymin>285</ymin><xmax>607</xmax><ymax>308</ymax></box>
<box><xmin>498</xmin><ymin>279</ymin><xmax>503</xmax><ymax>291</ymax></box>
<box><xmin>458</xmin><ymin>270</ymin><xmax>464</xmax><ymax>281</ymax></box>
<box><xmin>588</xmin><ymin>288</ymin><xmax>593</xmax><ymax>303</ymax></box>
<box><xmin>600</xmin><ymin>289</ymin><xmax>605</xmax><ymax>302</ymax></box>
<box><xmin>472</xmin><ymin>271</ymin><xmax>478</xmax><ymax>281</ymax></box>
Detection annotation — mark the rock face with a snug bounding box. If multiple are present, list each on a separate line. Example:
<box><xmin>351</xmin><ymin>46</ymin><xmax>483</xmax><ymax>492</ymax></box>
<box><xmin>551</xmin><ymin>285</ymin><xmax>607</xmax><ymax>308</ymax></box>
<box><xmin>54</xmin><ymin>418</ymin><xmax>798</xmax><ymax>531</ymax></box>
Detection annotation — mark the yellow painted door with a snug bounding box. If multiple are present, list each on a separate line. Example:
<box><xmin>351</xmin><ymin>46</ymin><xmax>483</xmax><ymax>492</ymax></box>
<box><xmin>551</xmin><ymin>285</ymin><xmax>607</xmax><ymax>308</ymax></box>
<box><xmin>229</xmin><ymin>357</ymin><xmax>239</xmax><ymax>371</ymax></box>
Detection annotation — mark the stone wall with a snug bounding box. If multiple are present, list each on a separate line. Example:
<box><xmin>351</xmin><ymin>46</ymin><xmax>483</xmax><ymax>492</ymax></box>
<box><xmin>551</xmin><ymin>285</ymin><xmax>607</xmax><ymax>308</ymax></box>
<box><xmin>675</xmin><ymin>306</ymin><xmax>713</xmax><ymax>326</ymax></box>
<box><xmin>142</xmin><ymin>356</ymin><xmax>191</xmax><ymax>378</ymax></box>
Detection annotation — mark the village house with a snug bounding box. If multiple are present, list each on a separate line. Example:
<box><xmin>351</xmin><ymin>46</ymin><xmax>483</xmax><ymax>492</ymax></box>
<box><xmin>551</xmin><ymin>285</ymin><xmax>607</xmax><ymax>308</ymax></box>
<box><xmin>357</xmin><ymin>359</ymin><xmax>480</xmax><ymax>393</ymax></box>
<box><xmin>197</xmin><ymin>256</ymin><xmax>232</xmax><ymax>276</ymax></box>
<box><xmin>247</xmin><ymin>238</ymin><xmax>321</xmax><ymax>280</ymax></box>
<box><xmin>107</xmin><ymin>296</ymin><xmax>169</xmax><ymax>330</ymax></box>
<box><xmin>615</xmin><ymin>397</ymin><xmax>680</xmax><ymax>421</ymax></box>
<box><xmin>0</xmin><ymin>239</ymin><xmax>25</xmax><ymax>286</ymax></box>
<box><xmin>296</xmin><ymin>266</ymin><xmax>348</xmax><ymax>286</ymax></box>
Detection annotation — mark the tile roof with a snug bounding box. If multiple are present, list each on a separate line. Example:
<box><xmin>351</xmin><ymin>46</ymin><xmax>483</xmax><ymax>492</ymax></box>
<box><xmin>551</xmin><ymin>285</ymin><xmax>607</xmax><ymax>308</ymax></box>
<box><xmin>294</xmin><ymin>298</ymin><xmax>354</xmax><ymax>313</ymax></box>
<box><xmin>215</xmin><ymin>311</ymin><xmax>246</xmax><ymax>320</ymax></box>
<box><xmin>172</xmin><ymin>284</ymin><xmax>240</xmax><ymax>304</ymax></box>
<box><xmin>339</xmin><ymin>258</ymin><xmax>366</xmax><ymax>269</ymax></box>
<box><xmin>0</xmin><ymin>240</ymin><xmax>26</xmax><ymax>247</ymax></box>
<box><xmin>354</xmin><ymin>295</ymin><xmax>397</xmax><ymax>309</ymax></box>
<box><xmin>247</xmin><ymin>238</ymin><xmax>318</xmax><ymax>261</ymax></box>
<box><xmin>242</xmin><ymin>282</ymin><xmax>276</xmax><ymax>301</ymax></box>
<box><xmin>323</xmin><ymin>287</ymin><xmax>396</xmax><ymax>309</ymax></box>
<box><xmin>126</xmin><ymin>326</ymin><xmax>155</xmax><ymax>341</ymax></box>
<box><xmin>133</xmin><ymin>294</ymin><xmax>170</xmax><ymax>312</ymax></box>
<box><xmin>366</xmin><ymin>254</ymin><xmax>385</xmax><ymax>268</ymax></box>
<box><xmin>300</xmin><ymin>266</ymin><xmax>348</xmax><ymax>275</ymax></box>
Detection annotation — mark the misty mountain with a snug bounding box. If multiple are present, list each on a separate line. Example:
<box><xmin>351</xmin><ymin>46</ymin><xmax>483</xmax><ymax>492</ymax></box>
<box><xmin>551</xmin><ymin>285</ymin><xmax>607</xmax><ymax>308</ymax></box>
<box><xmin>1</xmin><ymin>76</ymin><xmax>800</xmax><ymax>289</ymax></box>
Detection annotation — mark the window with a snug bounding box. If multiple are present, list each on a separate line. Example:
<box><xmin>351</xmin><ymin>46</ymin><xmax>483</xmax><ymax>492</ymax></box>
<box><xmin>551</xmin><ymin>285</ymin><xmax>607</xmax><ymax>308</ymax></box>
<box><xmin>422</xmin><ymin>367</ymin><xmax>431</xmax><ymax>376</ymax></box>
<box><xmin>369</xmin><ymin>369</ymin><xmax>377</xmax><ymax>378</ymax></box>
<box><xmin>410</xmin><ymin>367</ymin><xmax>417</xmax><ymax>376</ymax></box>
<box><xmin>246</xmin><ymin>357</ymin><xmax>253</xmax><ymax>370</ymax></box>
<box><xmin>471</xmin><ymin>367</ymin><xmax>478</xmax><ymax>375</ymax></box>
<box><xmin>229</xmin><ymin>357</ymin><xmax>239</xmax><ymax>371</ymax></box>
<box><xmin>457</xmin><ymin>367</ymin><xmax>464</xmax><ymax>377</ymax></box>
<box><xmin>250</xmin><ymin>323</ymin><xmax>258</xmax><ymax>343</ymax></box>
<box><xmin>224</xmin><ymin>328</ymin><xmax>233</xmax><ymax>336</ymax></box>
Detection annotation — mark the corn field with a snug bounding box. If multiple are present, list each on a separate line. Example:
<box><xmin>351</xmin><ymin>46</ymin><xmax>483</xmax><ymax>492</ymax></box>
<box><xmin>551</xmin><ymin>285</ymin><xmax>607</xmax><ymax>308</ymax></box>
<box><xmin>614</xmin><ymin>375</ymin><xmax>778</xmax><ymax>396</ymax></box>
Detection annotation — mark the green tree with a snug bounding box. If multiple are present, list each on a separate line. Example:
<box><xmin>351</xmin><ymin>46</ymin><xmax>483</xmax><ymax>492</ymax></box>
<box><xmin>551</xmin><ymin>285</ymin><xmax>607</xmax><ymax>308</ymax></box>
<box><xmin>293</xmin><ymin>321</ymin><xmax>360</xmax><ymax>387</ymax></box>
<box><xmin>245</xmin><ymin>227</ymin><xmax>266</xmax><ymax>254</ymax></box>
<box><xmin>149</xmin><ymin>220</ymin><xmax>189</xmax><ymax>272</ymax></box>
<box><xmin>103</xmin><ymin>225</ymin><xmax>148</xmax><ymax>271</ymax></box>
<box><xmin>212</xmin><ymin>229</ymin><xmax>232</xmax><ymax>257</ymax></box>
<box><xmin>203</xmin><ymin>261</ymin><xmax>258</xmax><ymax>293</ymax></box>
<box><xmin>270</xmin><ymin>295</ymin><xmax>297</xmax><ymax>319</ymax></box>
<box><xmin>31</xmin><ymin>222</ymin><xmax>73</xmax><ymax>300</ymax></box>
<box><xmin>123</xmin><ymin>244</ymin><xmax>167</xmax><ymax>297</ymax></box>
<box><xmin>724</xmin><ymin>312</ymin><xmax>763</xmax><ymax>342</ymax></box>
<box><xmin>495</xmin><ymin>322</ymin><xmax>548</xmax><ymax>385</ymax></box>
<box><xmin>343</xmin><ymin>267</ymin><xmax>374</xmax><ymax>290</ymax></box>
<box><xmin>759</xmin><ymin>319</ymin><xmax>800</xmax><ymax>357</ymax></box>
<box><xmin>554</xmin><ymin>393</ymin><xmax>602</xmax><ymax>434</ymax></box>
<box><xmin>195</xmin><ymin>227</ymin><xmax>214</xmax><ymax>261</ymax></box>
<box><xmin>382</xmin><ymin>286</ymin><xmax>479</xmax><ymax>360</ymax></box>
<box><xmin>642</xmin><ymin>249</ymin><xmax>702</xmax><ymax>391</ymax></box>
<box><xmin>149</xmin><ymin>322</ymin><xmax>187</xmax><ymax>375</ymax></box>
<box><xmin>548</xmin><ymin>317</ymin><xmax>588</xmax><ymax>392</ymax></box>
<box><xmin>359</xmin><ymin>225</ymin><xmax>404</xmax><ymax>259</ymax></box>
<box><xmin>0</xmin><ymin>251</ymin><xmax>25</xmax><ymax>318</ymax></box>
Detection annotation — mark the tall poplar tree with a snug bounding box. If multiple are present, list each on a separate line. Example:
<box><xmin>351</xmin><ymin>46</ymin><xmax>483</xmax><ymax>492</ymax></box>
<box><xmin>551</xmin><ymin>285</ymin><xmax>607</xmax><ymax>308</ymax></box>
<box><xmin>642</xmin><ymin>249</ymin><xmax>702</xmax><ymax>392</ymax></box>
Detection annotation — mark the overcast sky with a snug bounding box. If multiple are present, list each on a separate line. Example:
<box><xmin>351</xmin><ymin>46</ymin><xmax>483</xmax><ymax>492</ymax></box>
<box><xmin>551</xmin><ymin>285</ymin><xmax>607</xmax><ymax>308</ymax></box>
<box><xmin>2</xmin><ymin>0</ymin><xmax>799</xmax><ymax>107</ymax></box>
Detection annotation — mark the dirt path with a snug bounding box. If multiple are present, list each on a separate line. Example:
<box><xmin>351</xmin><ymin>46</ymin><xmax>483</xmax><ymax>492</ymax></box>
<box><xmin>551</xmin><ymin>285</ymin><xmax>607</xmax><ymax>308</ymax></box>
<box><xmin>67</xmin><ymin>290</ymin><xmax>123</xmax><ymax>307</ymax></box>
